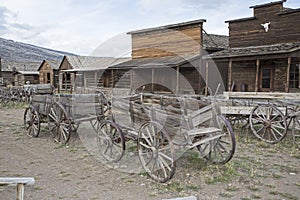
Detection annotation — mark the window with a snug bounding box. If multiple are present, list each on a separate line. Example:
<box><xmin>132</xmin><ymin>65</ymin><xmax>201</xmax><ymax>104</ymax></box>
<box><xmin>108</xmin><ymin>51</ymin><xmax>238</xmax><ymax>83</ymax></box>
<box><xmin>289</xmin><ymin>63</ymin><xmax>299</xmax><ymax>89</ymax></box>
<box><xmin>47</xmin><ymin>73</ymin><xmax>51</xmax><ymax>84</ymax></box>
<box><xmin>261</xmin><ymin>68</ymin><xmax>271</xmax><ymax>89</ymax></box>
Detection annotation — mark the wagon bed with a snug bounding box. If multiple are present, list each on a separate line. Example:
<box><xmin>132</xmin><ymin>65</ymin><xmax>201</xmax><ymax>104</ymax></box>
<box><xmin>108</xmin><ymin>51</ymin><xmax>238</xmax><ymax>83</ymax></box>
<box><xmin>220</xmin><ymin>92</ymin><xmax>300</xmax><ymax>146</ymax></box>
<box><xmin>95</xmin><ymin>93</ymin><xmax>236</xmax><ymax>182</ymax></box>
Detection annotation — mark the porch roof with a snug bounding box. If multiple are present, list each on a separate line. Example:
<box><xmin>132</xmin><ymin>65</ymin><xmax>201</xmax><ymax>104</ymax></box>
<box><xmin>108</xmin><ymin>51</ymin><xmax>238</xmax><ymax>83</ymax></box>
<box><xmin>15</xmin><ymin>71</ymin><xmax>39</xmax><ymax>75</ymax></box>
<box><xmin>61</xmin><ymin>55</ymin><xmax>130</xmax><ymax>72</ymax></box>
<box><xmin>108</xmin><ymin>55</ymin><xmax>200</xmax><ymax>69</ymax></box>
<box><xmin>203</xmin><ymin>42</ymin><xmax>300</xmax><ymax>59</ymax></box>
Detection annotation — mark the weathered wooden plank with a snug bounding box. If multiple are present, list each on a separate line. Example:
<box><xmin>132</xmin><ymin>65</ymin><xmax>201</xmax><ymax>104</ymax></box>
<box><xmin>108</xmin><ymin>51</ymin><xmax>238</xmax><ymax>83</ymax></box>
<box><xmin>223</xmin><ymin>92</ymin><xmax>300</xmax><ymax>100</ymax></box>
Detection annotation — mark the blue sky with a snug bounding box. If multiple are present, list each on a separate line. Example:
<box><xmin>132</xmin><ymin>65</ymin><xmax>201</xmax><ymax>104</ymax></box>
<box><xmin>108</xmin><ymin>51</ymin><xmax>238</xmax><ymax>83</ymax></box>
<box><xmin>0</xmin><ymin>0</ymin><xmax>299</xmax><ymax>56</ymax></box>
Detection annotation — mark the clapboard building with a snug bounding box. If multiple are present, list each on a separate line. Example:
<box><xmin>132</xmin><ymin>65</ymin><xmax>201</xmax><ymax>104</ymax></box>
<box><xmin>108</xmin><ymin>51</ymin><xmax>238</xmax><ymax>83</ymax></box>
<box><xmin>204</xmin><ymin>0</ymin><xmax>300</xmax><ymax>92</ymax></box>
<box><xmin>111</xmin><ymin>19</ymin><xmax>228</xmax><ymax>95</ymax></box>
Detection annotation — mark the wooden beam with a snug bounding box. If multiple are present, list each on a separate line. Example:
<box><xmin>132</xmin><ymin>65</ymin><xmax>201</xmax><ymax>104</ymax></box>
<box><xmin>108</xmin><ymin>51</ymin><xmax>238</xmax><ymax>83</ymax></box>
<box><xmin>286</xmin><ymin>57</ymin><xmax>291</xmax><ymax>93</ymax></box>
<box><xmin>176</xmin><ymin>66</ymin><xmax>179</xmax><ymax>95</ymax></box>
<box><xmin>111</xmin><ymin>69</ymin><xmax>114</xmax><ymax>89</ymax></box>
<box><xmin>228</xmin><ymin>59</ymin><xmax>232</xmax><ymax>91</ymax></box>
<box><xmin>205</xmin><ymin>61</ymin><xmax>209</xmax><ymax>96</ymax></box>
<box><xmin>299</xmin><ymin>61</ymin><xmax>300</xmax><ymax>88</ymax></box>
<box><xmin>199</xmin><ymin>59</ymin><xmax>202</xmax><ymax>95</ymax></box>
<box><xmin>151</xmin><ymin>68</ymin><xmax>154</xmax><ymax>94</ymax></box>
<box><xmin>255</xmin><ymin>59</ymin><xmax>260</xmax><ymax>92</ymax></box>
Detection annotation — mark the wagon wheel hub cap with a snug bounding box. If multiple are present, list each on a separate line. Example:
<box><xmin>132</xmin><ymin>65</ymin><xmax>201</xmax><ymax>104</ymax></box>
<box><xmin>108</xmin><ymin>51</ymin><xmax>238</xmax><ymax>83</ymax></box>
<box><xmin>150</xmin><ymin>147</ymin><xmax>158</xmax><ymax>159</ymax></box>
<box><xmin>264</xmin><ymin>120</ymin><xmax>272</xmax><ymax>128</ymax></box>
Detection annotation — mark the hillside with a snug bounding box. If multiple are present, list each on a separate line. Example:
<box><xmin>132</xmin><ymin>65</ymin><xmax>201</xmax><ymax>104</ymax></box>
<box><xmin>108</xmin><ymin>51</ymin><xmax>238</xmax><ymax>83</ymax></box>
<box><xmin>0</xmin><ymin>37</ymin><xmax>75</xmax><ymax>63</ymax></box>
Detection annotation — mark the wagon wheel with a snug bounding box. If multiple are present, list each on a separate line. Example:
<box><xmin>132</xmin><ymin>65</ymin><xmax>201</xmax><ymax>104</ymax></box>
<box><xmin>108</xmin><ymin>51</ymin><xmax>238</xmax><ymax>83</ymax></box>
<box><xmin>95</xmin><ymin>120</ymin><xmax>125</xmax><ymax>162</ymax></box>
<box><xmin>197</xmin><ymin>115</ymin><xmax>236</xmax><ymax>164</ymax></box>
<box><xmin>292</xmin><ymin>114</ymin><xmax>300</xmax><ymax>148</ymax></box>
<box><xmin>47</xmin><ymin>102</ymin><xmax>71</xmax><ymax>145</ymax></box>
<box><xmin>137</xmin><ymin>121</ymin><xmax>176</xmax><ymax>183</ymax></box>
<box><xmin>2</xmin><ymin>92</ymin><xmax>10</xmax><ymax>106</ymax></box>
<box><xmin>23</xmin><ymin>106</ymin><xmax>40</xmax><ymax>137</ymax></box>
<box><xmin>250</xmin><ymin>104</ymin><xmax>287</xmax><ymax>144</ymax></box>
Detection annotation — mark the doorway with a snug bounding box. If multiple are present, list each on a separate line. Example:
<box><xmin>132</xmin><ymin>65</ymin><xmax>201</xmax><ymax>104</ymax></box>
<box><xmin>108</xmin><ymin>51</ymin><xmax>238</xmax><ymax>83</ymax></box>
<box><xmin>260</xmin><ymin>67</ymin><xmax>274</xmax><ymax>92</ymax></box>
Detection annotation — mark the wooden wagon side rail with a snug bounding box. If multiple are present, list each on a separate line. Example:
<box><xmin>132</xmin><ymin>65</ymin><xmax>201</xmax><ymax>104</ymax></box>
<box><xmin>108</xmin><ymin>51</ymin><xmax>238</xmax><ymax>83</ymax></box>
<box><xmin>0</xmin><ymin>177</ymin><xmax>35</xmax><ymax>200</ymax></box>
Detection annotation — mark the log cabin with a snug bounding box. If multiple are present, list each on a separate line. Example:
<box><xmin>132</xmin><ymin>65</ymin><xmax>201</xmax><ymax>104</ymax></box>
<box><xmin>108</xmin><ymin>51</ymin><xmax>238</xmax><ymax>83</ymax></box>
<box><xmin>110</xmin><ymin>19</ymin><xmax>228</xmax><ymax>95</ymax></box>
<box><xmin>204</xmin><ymin>0</ymin><xmax>300</xmax><ymax>93</ymax></box>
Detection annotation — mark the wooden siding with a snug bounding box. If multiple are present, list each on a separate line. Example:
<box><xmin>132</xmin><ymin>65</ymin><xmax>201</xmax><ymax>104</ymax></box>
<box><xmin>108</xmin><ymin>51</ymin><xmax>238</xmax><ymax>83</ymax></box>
<box><xmin>131</xmin><ymin>26</ymin><xmax>202</xmax><ymax>59</ymax></box>
<box><xmin>39</xmin><ymin>61</ymin><xmax>54</xmax><ymax>85</ymax></box>
<box><xmin>231</xmin><ymin>61</ymin><xmax>259</xmax><ymax>92</ymax></box>
<box><xmin>230</xmin><ymin>59</ymin><xmax>291</xmax><ymax>92</ymax></box>
<box><xmin>228</xmin><ymin>4</ymin><xmax>300</xmax><ymax>47</ymax></box>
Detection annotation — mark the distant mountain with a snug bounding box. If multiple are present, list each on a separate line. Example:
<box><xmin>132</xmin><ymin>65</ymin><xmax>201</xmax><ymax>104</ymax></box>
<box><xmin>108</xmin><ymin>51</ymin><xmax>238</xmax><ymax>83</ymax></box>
<box><xmin>0</xmin><ymin>37</ymin><xmax>75</xmax><ymax>63</ymax></box>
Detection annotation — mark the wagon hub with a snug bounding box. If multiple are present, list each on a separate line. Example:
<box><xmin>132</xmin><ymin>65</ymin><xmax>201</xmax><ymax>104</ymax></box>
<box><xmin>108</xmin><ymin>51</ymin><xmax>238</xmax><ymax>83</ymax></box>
<box><xmin>150</xmin><ymin>147</ymin><xmax>159</xmax><ymax>159</ymax></box>
<box><xmin>264</xmin><ymin>120</ymin><xmax>272</xmax><ymax>129</ymax></box>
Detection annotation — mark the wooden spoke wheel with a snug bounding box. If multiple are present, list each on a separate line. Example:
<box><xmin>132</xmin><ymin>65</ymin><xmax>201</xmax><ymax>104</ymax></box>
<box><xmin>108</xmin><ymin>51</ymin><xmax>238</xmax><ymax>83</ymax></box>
<box><xmin>47</xmin><ymin>102</ymin><xmax>71</xmax><ymax>145</ymax></box>
<box><xmin>23</xmin><ymin>106</ymin><xmax>40</xmax><ymax>137</ymax></box>
<box><xmin>292</xmin><ymin>115</ymin><xmax>300</xmax><ymax>148</ymax></box>
<box><xmin>250</xmin><ymin>104</ymin><xmax>287</xmax><ymax>144</ymax></box>
<box><xmin>137</xmin><ymin>121</ymin><xmax>176</xmax><ymax>183</ymax></box>
<box><xmin>197</xmin><ymin>115</ymin><xmax>236</xmax><ymax>164</ymax></box>
<box><xmin>95</xmin><ymin>120</ymin><xmax>125</xmax><ymax>162</ymax></box>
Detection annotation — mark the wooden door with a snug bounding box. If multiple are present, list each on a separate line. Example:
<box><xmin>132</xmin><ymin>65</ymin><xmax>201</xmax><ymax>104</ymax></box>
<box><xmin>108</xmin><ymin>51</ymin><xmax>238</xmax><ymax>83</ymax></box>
<box><xmin>260</xmin><ymin>67</ymin><xmax>274</xmax><ymax>92</ymax></box>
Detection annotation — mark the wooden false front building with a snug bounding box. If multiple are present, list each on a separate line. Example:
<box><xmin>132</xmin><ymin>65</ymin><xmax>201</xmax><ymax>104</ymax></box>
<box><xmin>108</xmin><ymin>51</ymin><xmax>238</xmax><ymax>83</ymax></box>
<box><xmin>110</xmin><ymin>19</ymin><xmax>228</xmax><ymax>95</ymax></box>
<box><xmin>204</xmin><ymin>0</ymin><xmax>300</xmax><ymax>93</ymax></box>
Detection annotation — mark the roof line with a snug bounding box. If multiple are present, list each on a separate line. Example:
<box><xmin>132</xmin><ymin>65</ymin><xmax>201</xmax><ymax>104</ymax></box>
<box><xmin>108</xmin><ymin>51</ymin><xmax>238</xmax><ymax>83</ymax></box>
<box><xmin>249</xmin><ymin>0</ymin><xmax>286</xmax><ymax>9</ymax></box>
<box><xmin>127</xmin><ymin>19</ymin><xmax>206</xmax><ymax>35</ymax></box>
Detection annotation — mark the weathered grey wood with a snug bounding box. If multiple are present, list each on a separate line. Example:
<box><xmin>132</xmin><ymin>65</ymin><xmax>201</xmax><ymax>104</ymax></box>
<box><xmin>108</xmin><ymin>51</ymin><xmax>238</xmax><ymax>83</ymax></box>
<box><xmin>221</xmin><ymin>106</ymin><xmax>255</xmax><ymax>115</ymax></box>
<box><xmin>0</xmin><ymin>177</ymin><xmax>35</xmax><ymax>200</ymax></box>
<box><xmin>224</xmin><ymin>92</ymin><xmax>300</xmax><ymax>100</ymax></box>
<box><xmin>187</xmin><ymin>127</ymin><xmax>220</xmax><ymax>136</ymax></box>
<box><xmin>0</xmin><ymin>177</ymin><xmax>35</xmax><ymax>186</ymax></box>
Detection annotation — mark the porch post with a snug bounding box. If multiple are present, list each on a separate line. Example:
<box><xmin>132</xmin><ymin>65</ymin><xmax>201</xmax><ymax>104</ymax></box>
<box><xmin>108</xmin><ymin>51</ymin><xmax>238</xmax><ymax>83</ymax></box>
<box><xmin>176</xmin><ymin>66</ymin><xmax>179</xmax><ymax>95</ymax></box>
<box><xmin>255</xmin><ymin>59</ymin><xmax>260</xmax><ymax>92</ymax></box>
<box><xmin>228</xmin><ymin>59</ymin><xmax>232</xmax><ymax>91</ymax></box>
<box><xmin>151</xmin><ymin>68</ymin><xmax>154</xmax><ymax>94</ymax></box>
<box><xmin>205</xmin><ymin>61</ymin><xmax>209</xmax><ymax>96</ymax></box>
<box><xmin>299</xmin><ymin>61</ymin><xmax>300</xmax><ymax>88</ymax></box>
<box><xmin>286</xmin><ymin>57</ymin><xmax>291</xmax><ymax>93</ymax></box>
<box><xmin>111</xmin><ymin>69</ymin><xmax>114</xmax><ymax>89</ymax></box>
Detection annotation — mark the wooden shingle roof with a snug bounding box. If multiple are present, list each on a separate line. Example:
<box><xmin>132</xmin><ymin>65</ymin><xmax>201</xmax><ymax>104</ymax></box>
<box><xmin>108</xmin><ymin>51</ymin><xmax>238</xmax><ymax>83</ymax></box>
<box><xmin>2</xmin><ymin>61</ymin><xmax>41</xmax><ymax>72</ymax></box>
<box><xmin>203</xmin><ymin>42</ymin><xmax>300</xmax><ymax>59</ymax></box>
<box><xmin>203</xmin><ymin>33</ymin><xmax>229</xmax><ymax>51</ymax></box>
<box><xmin>109</xmin><ymin>55</ymin><xmax>199</xmax><ymax>69</ymax></box>
<box><xmin>61</xmin><ymin>55</ymin><xmax>130</xmax><ymax>71</ymax></box>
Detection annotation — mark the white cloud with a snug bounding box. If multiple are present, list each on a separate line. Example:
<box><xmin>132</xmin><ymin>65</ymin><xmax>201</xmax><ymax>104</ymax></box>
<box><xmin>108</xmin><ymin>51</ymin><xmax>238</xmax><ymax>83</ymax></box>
<box><xmin>0</xmin><ymin>0</ymin><xmax>299</xmax><ymax>55</ymax></box>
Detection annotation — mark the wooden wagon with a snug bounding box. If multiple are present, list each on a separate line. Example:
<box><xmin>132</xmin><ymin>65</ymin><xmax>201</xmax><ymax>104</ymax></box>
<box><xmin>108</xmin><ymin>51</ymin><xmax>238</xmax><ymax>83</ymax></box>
<box><xmin>23</xmin><ymin>90</ymin><xmax>109</xmax><ymax>145</ymax></box>
<box><xmin>221</xmin><ymin>92</ymin><xmax>300</xmax><ymax>147</ymax></box>
<box><xmin>93</xmin><ymin>93</ymin><xmax>236</xmax><ymax>183</ymax></box>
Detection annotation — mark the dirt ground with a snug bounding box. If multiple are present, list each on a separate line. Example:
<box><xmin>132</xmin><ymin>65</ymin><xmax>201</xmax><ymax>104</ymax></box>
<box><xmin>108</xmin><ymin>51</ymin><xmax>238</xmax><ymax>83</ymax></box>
<box><xmin>0</xmin><ymin>107</ymin><xmax>299</xmax><ymax>200</ymax></box>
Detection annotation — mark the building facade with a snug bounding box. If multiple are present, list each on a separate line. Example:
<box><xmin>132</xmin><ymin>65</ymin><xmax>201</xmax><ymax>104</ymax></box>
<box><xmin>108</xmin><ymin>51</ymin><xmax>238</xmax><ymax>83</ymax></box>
<box><xmin>205</xmin><ymin>0</ymin><xmax>300</xmax><ymax>93</ymax></box>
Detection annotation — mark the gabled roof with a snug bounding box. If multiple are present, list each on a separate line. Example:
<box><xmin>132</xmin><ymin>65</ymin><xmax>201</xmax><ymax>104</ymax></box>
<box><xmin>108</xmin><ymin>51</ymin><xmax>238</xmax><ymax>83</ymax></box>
<box><xmin>38</xmin><ymin>59</ymin><xmax>61</xmax><ymax>71</ymax></box>
<box><xmin>109</xmin><ymin>55</ymin><xmax>200</xmax><ymax>69</ymax></box>
<box><xmin>203</xmin><ymin>42</ymin><xmax>300</xmax><ymax>59</ymax></box>
<box><xmin>203</xmin><ymin>33</ymin><xmax>229</xmax><ymax>51</ymax></box>
<box><xmin>60</xmin><ymin>55</ymin><xmax>130</xmax><ymax>72</ymax></box>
